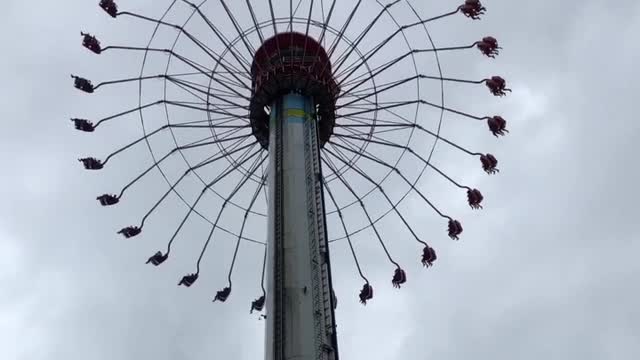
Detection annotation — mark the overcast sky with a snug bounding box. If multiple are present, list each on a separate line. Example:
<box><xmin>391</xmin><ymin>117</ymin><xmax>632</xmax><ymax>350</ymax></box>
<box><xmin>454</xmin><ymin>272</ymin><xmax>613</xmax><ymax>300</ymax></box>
<box><xmin>1</xmin><ymin>0</ymin><xmax>639</xmax><ymax>359</ymax></box>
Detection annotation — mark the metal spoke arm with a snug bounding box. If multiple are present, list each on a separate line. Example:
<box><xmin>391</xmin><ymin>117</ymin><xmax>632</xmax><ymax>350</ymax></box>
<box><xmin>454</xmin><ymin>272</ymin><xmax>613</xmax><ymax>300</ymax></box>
<box><xmin>321</xmin><ymin>177</ymin><xmax>369</xmax><ymax>284</ymax></box>
<box><xmin>123</xmin><ymin>143</ymin><xmax>259</xmax><ymax>234</ymax></box>
<box><xmin>112</xmin><ymin>8</ymin><xmax>252</xmax><ymax>84</ymax></box>
<box><xmin>320</xmin><ymin>155</ymin><xmax>400</xmax><ymax>269</ymax></box>
<box><xmin>325</xmin><ymin>143</ymin><xmax>426</xmax><ymax>247</ymax></box>
<box><xmin>78</xmin><ymin>43</ymin><xmax>250</xmax><ymax>101</ymax></box>
<box><xmin>227</xmin><ymin>176</ymin><xmax>267</xmax><ymax>287</ymax></box>
<box><xmin>326</xmin><ymin>141</ymin><xmax>449</xmax><ymax>220</ymax></box>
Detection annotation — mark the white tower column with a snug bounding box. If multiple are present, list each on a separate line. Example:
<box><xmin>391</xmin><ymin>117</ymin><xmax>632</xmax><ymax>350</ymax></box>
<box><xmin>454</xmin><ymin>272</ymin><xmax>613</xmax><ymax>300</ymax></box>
<box><xmin>265</xmin><ymin>93</ymin><xmax>338</xmax><ymax>360</ymax></box>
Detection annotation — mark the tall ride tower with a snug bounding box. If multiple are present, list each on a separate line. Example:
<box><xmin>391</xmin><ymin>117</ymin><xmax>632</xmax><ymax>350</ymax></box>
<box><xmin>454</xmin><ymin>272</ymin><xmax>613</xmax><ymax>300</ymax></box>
<box><xmin>250</xmin><ymin>33</ymin><xmax>339</xmax><ymax>360</ymax></box>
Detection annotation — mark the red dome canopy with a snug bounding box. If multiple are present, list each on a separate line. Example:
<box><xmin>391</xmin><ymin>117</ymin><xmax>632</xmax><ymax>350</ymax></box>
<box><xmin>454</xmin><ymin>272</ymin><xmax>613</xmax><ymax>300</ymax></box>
<box><xmin>250</xmin><ymin>32</ymin><xmax>332</xmax><ymax>79</ymax></box>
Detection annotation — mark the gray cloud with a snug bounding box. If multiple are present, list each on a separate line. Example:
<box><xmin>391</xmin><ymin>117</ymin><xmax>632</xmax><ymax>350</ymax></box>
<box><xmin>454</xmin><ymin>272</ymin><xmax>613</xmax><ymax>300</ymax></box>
<box><xmin>1</xmin><ymin>0</ymin><xmax>639</xmax><ymax>359</ymax></box>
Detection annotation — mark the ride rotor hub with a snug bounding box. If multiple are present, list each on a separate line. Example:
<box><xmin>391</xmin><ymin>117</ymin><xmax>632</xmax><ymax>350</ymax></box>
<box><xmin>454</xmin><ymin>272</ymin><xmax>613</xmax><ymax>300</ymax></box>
<box><xmin>249</xmin><ymin>32</ymin><xmax>339</xmax><ymax>149</ymax></box>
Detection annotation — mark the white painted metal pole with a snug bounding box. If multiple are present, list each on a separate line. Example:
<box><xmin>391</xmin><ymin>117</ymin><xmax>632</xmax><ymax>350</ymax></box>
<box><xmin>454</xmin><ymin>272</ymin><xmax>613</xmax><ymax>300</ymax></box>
<box><xmin>265</xmin><ymin>93</ymin><xmax>338</xmax><ymax>360</ymax></box>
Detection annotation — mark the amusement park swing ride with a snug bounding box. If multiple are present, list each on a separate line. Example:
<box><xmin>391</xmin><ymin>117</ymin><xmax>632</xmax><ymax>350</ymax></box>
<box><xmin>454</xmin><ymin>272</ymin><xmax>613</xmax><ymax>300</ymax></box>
<box><xmin>72</xmin><ymin>1</ymin><xmax>510</xmax><ymax>359</ymax></box>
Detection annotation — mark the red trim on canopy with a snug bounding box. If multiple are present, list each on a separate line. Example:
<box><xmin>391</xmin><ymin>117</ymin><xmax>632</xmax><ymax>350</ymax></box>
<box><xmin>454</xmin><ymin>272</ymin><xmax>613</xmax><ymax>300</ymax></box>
<box><xmin>251</xmin><ymin>32</ymin><xmax>332</xmax><ymax>78</ymax></box>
